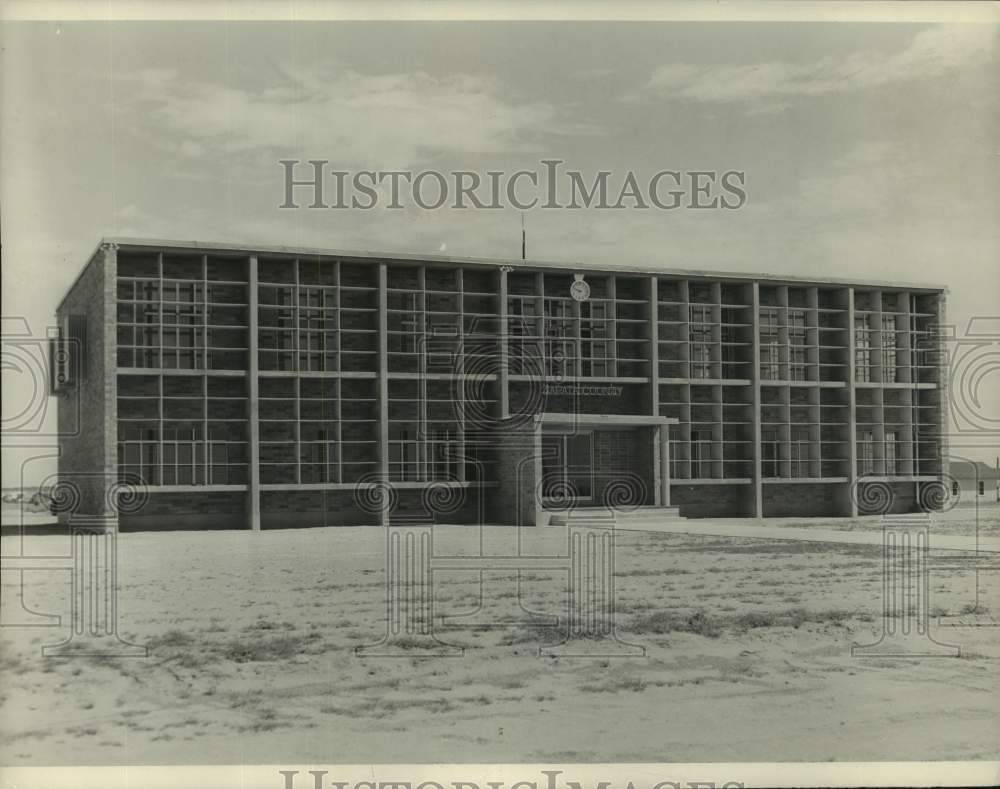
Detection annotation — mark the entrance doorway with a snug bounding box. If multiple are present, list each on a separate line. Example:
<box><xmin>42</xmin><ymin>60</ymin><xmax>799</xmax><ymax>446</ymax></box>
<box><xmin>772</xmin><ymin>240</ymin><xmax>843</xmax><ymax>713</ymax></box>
<box><xmin>542</xmin><ymin>432</ymin><xmax>594</xmax><ymax>503</ymax></box>
<box><xmin>541</xmin><ymin>428</ymin><xmax>651</xmax><ymax>507</ymax></box>
<box><xmin>530</xmin><ymin>414</ymin><xmax>678</xmax><ymax>520</ymax></box>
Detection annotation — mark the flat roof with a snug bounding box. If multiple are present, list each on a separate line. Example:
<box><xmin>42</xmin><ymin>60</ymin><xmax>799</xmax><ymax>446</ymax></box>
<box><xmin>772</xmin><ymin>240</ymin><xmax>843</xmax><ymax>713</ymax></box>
<box><xmin>59</xmin><ymin>235</ymin><xmax>948</xmax><ymax>311</ymax></box>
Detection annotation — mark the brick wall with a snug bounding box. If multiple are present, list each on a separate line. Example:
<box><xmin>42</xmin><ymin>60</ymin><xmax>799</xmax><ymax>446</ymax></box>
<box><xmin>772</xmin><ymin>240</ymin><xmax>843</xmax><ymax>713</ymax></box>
<box><xmin>260</xmin><ymin>490</ymin><xmax>380</xmax><ymax>527</ymax></box>
<box><xmin>671</xmin><ymin>483</ymin><xmax>753</xmax><ymax>517</ymax></box>
<box><xmin>120</xmin><ymin>491</ymin><xmax>245</xmax><ymax>530</ymax></box>
<box><xmin>486</xmin><ymin>417</ymin><xmax>539</xmax><ymax>525</ymax></box>
<box><xmin>56</xmin><ymin>245</ymin><xmax>116</xmax><ymax>526</ymax></box>
<box><xmin>855</xmin><ymin>480</ymin><xmax>918</xmax><ymax>515</ymax></box>
<box><xmin>257</xmin><ymin>486</ymin><xmax>486</xmax><ymax>528</ymax></box>
<box><xmin>762</xmin><ymin>483</ymin><xmax>842</xmax><ymax>517</ymax></box>
<box><xmin>392</xmin><ymin>486</ymin><xmax>485</xmax><ymax>525</ymax></box>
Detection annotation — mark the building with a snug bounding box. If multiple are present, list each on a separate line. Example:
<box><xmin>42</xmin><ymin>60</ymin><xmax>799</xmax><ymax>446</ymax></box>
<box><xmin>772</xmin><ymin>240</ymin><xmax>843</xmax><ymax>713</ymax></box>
<box><xmin>950</xmin><ymin>460</ymin><xmax>999</xmax><ymax>500</ymax></box>
<box><xmin>52</xmin><ymin>238</ymin><xmax>948</xmax><ymax>530</ymax></box>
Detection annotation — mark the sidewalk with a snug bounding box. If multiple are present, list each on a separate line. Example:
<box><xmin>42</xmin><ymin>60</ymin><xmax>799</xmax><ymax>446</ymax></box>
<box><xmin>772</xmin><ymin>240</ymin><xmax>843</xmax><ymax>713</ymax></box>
<box><xmin>614</xmin><ymin>518</ymin><xmax>1000</xmax><ymax>553</ymax></box>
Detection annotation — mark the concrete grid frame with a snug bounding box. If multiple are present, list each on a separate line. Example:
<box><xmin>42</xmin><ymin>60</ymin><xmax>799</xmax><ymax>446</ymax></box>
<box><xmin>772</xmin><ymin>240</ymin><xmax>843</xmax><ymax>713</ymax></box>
<box><xmin>52</xmin><ymin>238</ymin><xmax>948</xmax><ymax>530</ymax></box>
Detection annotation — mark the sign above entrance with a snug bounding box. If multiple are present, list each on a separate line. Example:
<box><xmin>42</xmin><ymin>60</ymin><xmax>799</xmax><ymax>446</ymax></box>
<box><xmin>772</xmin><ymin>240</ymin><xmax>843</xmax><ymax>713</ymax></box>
<box><xmin>570</xmin><ymin>273</ymin><xmax>590</xmax><ymax>302</ymax></box>
<box><xmin>544</xmin><ymin>383</ymin><xmax>622</xmax><ymax>397</ymax></box>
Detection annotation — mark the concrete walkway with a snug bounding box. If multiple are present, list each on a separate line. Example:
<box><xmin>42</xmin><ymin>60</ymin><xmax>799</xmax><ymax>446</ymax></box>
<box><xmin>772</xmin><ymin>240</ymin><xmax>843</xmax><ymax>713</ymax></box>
<box><xmin>614</xmin><ymin>518</ymin><xmax>1000</xmax><ymax>554</ymax></box>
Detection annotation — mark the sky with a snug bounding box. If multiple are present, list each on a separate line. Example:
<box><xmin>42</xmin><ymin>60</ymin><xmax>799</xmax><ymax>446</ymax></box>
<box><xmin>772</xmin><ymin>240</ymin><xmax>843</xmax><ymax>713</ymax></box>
<box><xmin>2</xmin><ymin>18</ymin><xmax>998</xmax><ymax>484</ymax></box>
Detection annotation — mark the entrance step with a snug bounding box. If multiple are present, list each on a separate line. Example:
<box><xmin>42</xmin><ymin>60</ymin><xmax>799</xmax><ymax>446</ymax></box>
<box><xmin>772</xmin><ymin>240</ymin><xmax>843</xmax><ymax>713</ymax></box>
<box><xmin>546</xmin><ymin>508</ymin><xmax>617</xmax><ymax>529</ymax></box>
<box><xmin>545</xmin><ymin>506</ymin><xmax>686</xmax><ymax>529</ymax></box>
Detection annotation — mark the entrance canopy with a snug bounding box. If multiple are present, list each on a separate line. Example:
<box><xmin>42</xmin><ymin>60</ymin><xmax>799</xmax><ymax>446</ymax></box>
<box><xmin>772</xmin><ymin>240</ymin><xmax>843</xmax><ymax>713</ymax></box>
<box><xmin>534</xmin><ymin>413</ymin><xmax>679</xmax><ymax>508</ymax></box>
<box><xmin>536</xmin><ymin>413</ymin><xmax>678</xmax><ymax>428</ymax></box>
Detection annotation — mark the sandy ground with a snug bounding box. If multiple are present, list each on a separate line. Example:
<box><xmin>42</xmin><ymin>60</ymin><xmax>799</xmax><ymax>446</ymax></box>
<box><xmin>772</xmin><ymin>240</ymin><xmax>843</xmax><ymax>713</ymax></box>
<box><xmin>1</xmin><ymin>511</ymin><xmax>999</xmax><ymax>766</ymax></box>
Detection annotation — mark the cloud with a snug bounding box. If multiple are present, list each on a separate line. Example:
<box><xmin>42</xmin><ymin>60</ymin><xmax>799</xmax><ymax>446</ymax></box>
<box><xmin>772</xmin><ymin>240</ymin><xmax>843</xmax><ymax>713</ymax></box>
<box><xmin>120</xmin><ymin>63</ymin><xmax>599</xmax><ymax>169</ymax></box>
<box><xmin>634</xmin><ymin>24</ymin><xmax>996</xmax><ymax>104</ymax></box>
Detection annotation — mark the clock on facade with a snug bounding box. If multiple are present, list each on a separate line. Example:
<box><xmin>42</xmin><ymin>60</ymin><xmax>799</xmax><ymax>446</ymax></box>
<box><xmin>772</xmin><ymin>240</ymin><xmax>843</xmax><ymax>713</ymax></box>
<box><xmin>570</xmin><ymin>274</ymin><xmax>590</xmax><ymax>302</ymax></box>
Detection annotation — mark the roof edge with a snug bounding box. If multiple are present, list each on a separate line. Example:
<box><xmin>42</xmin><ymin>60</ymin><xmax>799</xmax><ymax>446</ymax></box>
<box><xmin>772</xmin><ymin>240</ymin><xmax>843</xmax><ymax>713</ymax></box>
<box><xmin>56</xmin><ymin>240</ymin><xmax>107</xmax><ymax>314</ymax></box>
<box><xmin>79</xmin><ymin>236</ymin><xmax>949</xmax><ymax>293</ymax></box>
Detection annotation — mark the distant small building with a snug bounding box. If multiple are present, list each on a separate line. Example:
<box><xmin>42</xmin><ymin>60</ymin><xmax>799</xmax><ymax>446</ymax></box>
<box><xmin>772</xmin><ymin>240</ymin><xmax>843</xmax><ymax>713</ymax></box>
<box><xmin>950</xmin><ymin>460</ymin><xmax>999</xmax><ymax>498</ymax></box>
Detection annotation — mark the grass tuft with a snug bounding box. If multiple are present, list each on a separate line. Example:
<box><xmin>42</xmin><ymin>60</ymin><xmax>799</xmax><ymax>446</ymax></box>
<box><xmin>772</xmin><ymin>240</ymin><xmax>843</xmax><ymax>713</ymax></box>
<box><xmin>628</xmin><ymin>609</ymin><xmax>722</xmax><ymax>638</ymax></box>
<box><xmin>222</xmin><ymin>635</ymin><xmax>309</xmax><ymax>663</ymax></box>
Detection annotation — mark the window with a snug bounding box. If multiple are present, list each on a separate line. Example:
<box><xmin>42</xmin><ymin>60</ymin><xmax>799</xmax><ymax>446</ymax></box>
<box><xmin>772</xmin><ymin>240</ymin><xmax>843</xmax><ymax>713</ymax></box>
<box><xmin>117</xmin><ymin>424</ymin><xmax>159</xmax><ymax>484</ymax></box>
<box><xmin>858</xmin><ymin>430</ymin><xmax>875</xmax><ymax>475</ymax></box>
<box><xmin>51</xmin><ymin>314</ymin><xmax>88</xmax><ymax>389</ymax></box>
<box><xmin>689</xmin><ymin>305</ymin><xmax>713</xmax><ymax>379</ymax></box>
<box><xmin>854</xmin><ymin>316</ymin><xmax>871</xmax><ymax>383</ymax></box>
<box><xmin>760</xmin><ymin>308</ymin><xmax>780</xmax><ymax>380</ymax></box>
<box><xmin>259</xmin><ymin>326</ymin><xmax>295</xmax><ymax>371</ymax></box>
<box><xmin>544</xmin><ymin>299</ymin><xmax>574</xmax><ymax>378</ymax></box>
<box><xmin>428</xmin><ymin>429</ymin><xmax>457</xmax><ymax>480</ymax></box>
<box><xmin>162</xmin><ymin>280</ymin><xmax>203</xmax><ymax>305</ymax></box>
<box><xmin>162</xmin><ymin>324</ymin><xmax>203</xmax><ymax>370</ymax></box>
<box><xmin>720</xmin><ymin>324</ymin><xmax>742</xmax><ymax>378</ymax></box>
<box><xmin>300</xmin><ymin>314</ymin><xmax>336</xmax><ymax>372</ymax></box>
<box><xmin>507</xmin><ymin>297</ymin><xmax>538</xmax><ymax>375</ymax></box>
<box><xmin>790</xmin><ymin>427</ymin><xmax>810</xmax><ymax>478</ymax></box>
<box><xmin>668</xmin><ymin>425</ymin><xmax>684</xmax><ymax>479</ymax></box>
<box><xmin>581</xmin><ymin>301</ymin><xmax>610</xmax><ymax>377</ymax></box>
<box><xmin>297</xmin><ymin>287</ymin><xmax>338</xmax><ymax>372</ymax></box>
<box><xmin>691</xmin><ymin>428</ymin><xmax>714</xmax><ymax>478</ymax></box>
<box><xmin>885</xmin><ymin>431</ymin><xmax>898</xmax><ymax>475</ymax></box>
<box><xmin>388</xmin><ymin>291</ymin><xmax>419</xmax><ymax>356</ymax></box>
<box><xmin>390</xmin><ymin>428</ymin><xmax>419</xmax><ymax>481</ymax></box>
<box><xmin>761</xmin><ymin>429</ymin><xmax>780</xmax><ymax>478</ymax></box>
<box><xmin>300</xmin><ymin>427</ymin><xmax>337</xmax><ymax>483</ymax></box>
<box><xmin>161</xmin><ymin>426</ymin><xmax>204</xmax><ymax>485</ymax></box>
<box><xmin>881</xmin><ymin>315</ymin><xmax>897</xmax><ymax>383</ymax></box>
<box><xmin>788</xmin><ymin>310</ymin><xmax>807</xmax><ymax>381</ymax></box>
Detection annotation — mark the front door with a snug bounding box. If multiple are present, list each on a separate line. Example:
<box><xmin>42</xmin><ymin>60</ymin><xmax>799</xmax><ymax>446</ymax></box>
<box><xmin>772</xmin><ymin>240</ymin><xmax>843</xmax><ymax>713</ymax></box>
<box><xmin>542</xmin><ymin>432</ymin><xmax>594</xmax><ymax>503</ymax></box>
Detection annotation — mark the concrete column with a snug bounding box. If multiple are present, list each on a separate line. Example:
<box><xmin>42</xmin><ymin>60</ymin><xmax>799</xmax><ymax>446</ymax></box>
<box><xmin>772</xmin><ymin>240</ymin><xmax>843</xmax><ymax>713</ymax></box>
<box><xmin>846</xmin><ymin>287</ymin><xmax>859</xmax><ymax>517</ymax></box>
<box><xmin>652</xmin><ymin>426</ymin><xmax>661</xmax><ymax>507</ymax></box>
<box><xmin>649</xmin><ymin>275</ymin><xmax>660</xmax><ymax>416</ymax></box>
<box><xmin>659</xmin><ymin>423</ymin><xmax>671</xmax><ymax>507</ymax></box>
<box><xmin>498</xmin><ymin>267</ymin><xmax>510</xmax><ymax>419</ymax></box>
<box><xmin>101</xmin><ymin>243</ymin><xmax>120</xmax><ymax>524</ymax></box>
<box><xmin>247</xmin><ymin>255</ymin><xmax>261</xmax><ymax>531</ymax></box>
<box><xmin>935</xmin><ymin>290</ymin><xmax>949</xmax><ymax>483</ymax></box>
<box><xmin>378</xmin><ymin>262</ymin><xmax>390</xmax><ymax>527</ymax></box>
<box><xmin>532</xmin><ymin>417</ymin><xmax>544</xmax><ymax>527</ymax></box>
<box><xmin>751</xmin><ymin>282</ymin><xmax>763</xmax><ymax>518</ymax></box>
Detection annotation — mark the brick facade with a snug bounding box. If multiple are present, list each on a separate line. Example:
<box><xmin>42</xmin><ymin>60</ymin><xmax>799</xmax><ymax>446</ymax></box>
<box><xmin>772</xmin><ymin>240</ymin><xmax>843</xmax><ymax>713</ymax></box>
<box><xmin>55</xmin><ymin>238</ymin><xmax>948</xmax><ymax>530</ymax></box>
<box><xmin>56</xmin><ymin>244</ymin><xmax>117</xmax><ymax>527</ymax></box>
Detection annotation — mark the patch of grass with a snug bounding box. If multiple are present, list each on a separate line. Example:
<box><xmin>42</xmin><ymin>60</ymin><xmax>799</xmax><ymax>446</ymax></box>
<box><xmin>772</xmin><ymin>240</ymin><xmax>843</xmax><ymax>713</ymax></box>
<box><xmin>349</xmin><ymin>674</ymin><xmax>404</xmax><ymax>692</ymax></box>
<box><xmin>322</xmin><ymin>697</ymin><xmax>457</xmax><ymax>718</ymax></box>
<box><xmin>733</xmin><ymin>609</ymin><xmax>807</xmax><ymax>630</ymax></box>
<box><xmin>375</xmin><ymin>634</ymin><xmax>447</xmax><ymax>651</ymax></box>
<box><xmin>222</xmin><ymin>635</ymin><xmax>309</xmax><ymax>663</ymax></box>
<box><xmin>243</xmin><ymin>620</ymin><xmax>295</xmax><ymax>633</ymax></box>
<box><xmin>147</xmin><ymin>629</ymin><xmax>196</xmax><ymax>650</ymax></box>
<box><xmin>733</xmin><ymin>607</ymin><xmax>855</xmax><ymax>631</ymax></box>
<box><xmin>616</xmin><ymin>568</ymin><xmax>689</xmax><ymax>577</ymax></box>
<box><xmin>628</xmin><ymin>609</ymin><xmax>722</xmax><ymax>638</ymax></box>
<box><xmin>580</xmin><ymin>673</ymin><xmax>648</xmax><ymax>693</ymax></box>
<box><xmin>629</xmin><ymin>606</ymin><xmax>858</xmax><ymax>637</ymax></box>
<box><xmin>503</xmin><ymin>623</ymin><xmax>562</xmax><ymax>645</ymax></box>
<box><xmin>145</xmin><ymin>629</ymin><xmax>215</xmax><ymax>669</ymax></box>
<box><xmin>490</xmin><ymin>674</ymin><xmax>528</xmax><ymax>690</ymax></box>
<box><xmin>238</xmin><ymin>707</ymin><xmax>281</xmax><ymax>732</ymax></box>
